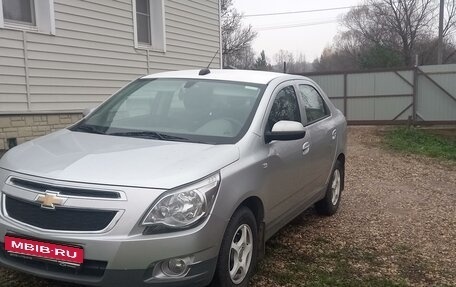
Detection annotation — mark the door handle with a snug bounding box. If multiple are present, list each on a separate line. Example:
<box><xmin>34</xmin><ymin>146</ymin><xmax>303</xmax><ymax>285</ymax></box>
<box><xmin>302</xmin><ymin>142</ymin><xmax>310</xmax><ymax>155</ymax></box>
<box><xmin>331</xmin><ymin>129</ymin><xmax>337</xmax><ymax>140</ymax></box>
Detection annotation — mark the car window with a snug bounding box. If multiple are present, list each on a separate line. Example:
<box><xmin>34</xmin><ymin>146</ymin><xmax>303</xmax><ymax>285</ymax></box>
<box><xmin>73</xmin><ymin>79</ymin><xmax>266</xmax><ymax>144</ymax></box>
<box><xmin>266</xmin><ymin>85</ymin><xmax>301</xmax><ymax>131</ymax></box>
<box><xmin>111</xmin><ymin>84</ymin><xmax>158</xmax><ymax>122</ymax></box>
<box><xmin>298</xmin><ymin>85</ymin><xmax>329</xmax><ymax>123</ymax></box>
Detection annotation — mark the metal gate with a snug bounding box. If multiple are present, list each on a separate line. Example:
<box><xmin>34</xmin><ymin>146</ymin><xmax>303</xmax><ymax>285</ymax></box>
<box><xmin>300</xmin><ymin>64</ymin><xmax>456</xmax><ymax>125</ymax></box>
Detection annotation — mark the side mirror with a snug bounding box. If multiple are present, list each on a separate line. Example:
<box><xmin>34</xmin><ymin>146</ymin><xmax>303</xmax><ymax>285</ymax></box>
<box><xmin>265</xmin><ymin>120</ymin><xmax>306</xmax><ymax>143</ymax></box>
<box><xmin>83</xmin><ymin>107</ymin><xmax>96</xmax><ymax>117</ymax></box>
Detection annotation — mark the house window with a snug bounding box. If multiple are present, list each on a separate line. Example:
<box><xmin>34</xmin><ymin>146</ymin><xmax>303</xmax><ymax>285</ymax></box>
<box><xmin>3</xmin><ymin>0</ymin><xmax>35</xmax><ymax>25</ymax></box>
<box><xmin>136</xmin><ymin>0</ymin><xmax>151</xmax><ymax>44</ymax></box>
<box><xmin>0</xmin><ymin>0</ymin><xmax>55</xmax><ymax>35</ymax></box>
<box><xmin>134</xmin><ymin>0</ymin><xmax>165</xmax><ymax>51</ymax></box>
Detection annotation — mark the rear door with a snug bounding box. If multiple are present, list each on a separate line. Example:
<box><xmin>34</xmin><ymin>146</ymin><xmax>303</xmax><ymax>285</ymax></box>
<box><xmin>296</xmin><ymin>82</ymin><xmax>337</xmax><ymax>195</ymax></box>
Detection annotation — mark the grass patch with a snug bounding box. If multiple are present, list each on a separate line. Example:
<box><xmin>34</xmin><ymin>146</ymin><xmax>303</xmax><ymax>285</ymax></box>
<box><xmin>384</xmin><ymin>127</ymin><xmax>456</xmax><ymax>161</ymax></box>
<box><xmin>257</xmin><ymin>251</ymin><xmax>406</xmax><ymax>287</ymax></box>
<box><xmin>253</xmin><ymin>238</ymin><xmax>407</xmax><ymax>287</ymax></box>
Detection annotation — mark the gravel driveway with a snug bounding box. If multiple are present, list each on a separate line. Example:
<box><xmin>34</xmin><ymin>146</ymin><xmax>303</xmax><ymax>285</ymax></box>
<box><xmin>251</xmin><ymin>127</ymin><xmax>456</xmax><ymax>286</ymax></box>
<box><xmin>0</xmin><ymin>126</ymin><xmax>455</xmax><ymax>286</ymax></box>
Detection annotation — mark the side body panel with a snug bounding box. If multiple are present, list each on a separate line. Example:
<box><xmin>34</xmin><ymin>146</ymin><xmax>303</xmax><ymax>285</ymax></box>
<box><xmin>216</xmin><ymin>77</ymin><xmax>347</xmax><ymax>242</ymax></box>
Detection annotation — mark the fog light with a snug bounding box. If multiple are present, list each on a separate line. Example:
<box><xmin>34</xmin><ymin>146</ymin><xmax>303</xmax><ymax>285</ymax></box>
<box><xmin>168</xmin><ymin>258</ymin><xmax>186</xmax><ymax>274</ymax></box>
<box><xmin>161</xmin><ymin>257</ymin><xmax>189</xmax><ymax>276</ymax></box>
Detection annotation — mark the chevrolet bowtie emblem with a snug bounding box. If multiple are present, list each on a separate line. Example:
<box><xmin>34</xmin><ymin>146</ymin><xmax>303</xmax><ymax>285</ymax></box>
<box><xmin>35</xmin><ymin>192</ymin><xmax>67</xmax><ymax>209</ymax></box>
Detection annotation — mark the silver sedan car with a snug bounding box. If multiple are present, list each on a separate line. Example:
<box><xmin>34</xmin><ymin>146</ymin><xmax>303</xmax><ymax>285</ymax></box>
<box><xmin>0</xmin><ymin>69</ymin><xmax>346</xmax><ymax>287</ymax></box>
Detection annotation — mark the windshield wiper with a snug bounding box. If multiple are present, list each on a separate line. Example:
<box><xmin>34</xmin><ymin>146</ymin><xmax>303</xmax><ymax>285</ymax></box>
<box><xmin>109</xmin><ymin>131</ymin><xmax>199</xmax><ymax>143</ymax></box>
<box><xmin>159</xmin><ymin>134</ymin><xmax>196</xmax><ymax>142</ymax></box>
<box><xmin>108</xmin><ymin>131</ymin><xmax>166</xmax><ymax>140</ymax></box>
<box><xmin>71</xmin><ymin>124</ymin><xmax>105</xmax><ymax>135</ymax></box>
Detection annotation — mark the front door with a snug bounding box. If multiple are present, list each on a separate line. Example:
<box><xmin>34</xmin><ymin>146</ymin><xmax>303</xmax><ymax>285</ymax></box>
<box><xmin>262</xmin><ymin>83</ymin><xmax>310</xmax><ymax>226</ymax></box>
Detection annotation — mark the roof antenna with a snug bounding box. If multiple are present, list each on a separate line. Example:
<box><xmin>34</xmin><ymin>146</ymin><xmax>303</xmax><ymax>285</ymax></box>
<box><xmin>199</xmin><ymin>49</ymin><xmax>219</xmax><ymax>76</ymax></box>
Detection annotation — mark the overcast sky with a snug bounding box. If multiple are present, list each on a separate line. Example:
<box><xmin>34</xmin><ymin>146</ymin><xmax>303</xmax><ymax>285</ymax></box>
<box><xmin>233</xmin><ymin>0</ymin><xmax>364</xmax><ymax>63</ymax></box>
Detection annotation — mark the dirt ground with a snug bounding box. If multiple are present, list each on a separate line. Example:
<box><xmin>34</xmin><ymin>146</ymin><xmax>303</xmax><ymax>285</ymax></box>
<box><xmin>0</xmin><ymin>126</ymin><xmax>455</xmax><ymax>286</ymax></box>
<box><xmin>251</xmin><ymin>126</ymin><xmax>456</xmax><ymax>287</ymax></box>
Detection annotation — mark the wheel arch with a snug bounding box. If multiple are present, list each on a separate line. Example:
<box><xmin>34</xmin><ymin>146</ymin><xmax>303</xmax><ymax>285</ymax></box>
<box><xmin>336</xmin><ymin>153</ymin><xmax>345</xmax><ymax>191</ymax></box>
<box><xmin>235</xmin><ymin>196</ymin><xmax>266</xmax><ymax>260</ymax></box>
<box><xmin>236</xmin><ymin>196</ymin><xmax>264</xmax><ymax>227</ymax></box>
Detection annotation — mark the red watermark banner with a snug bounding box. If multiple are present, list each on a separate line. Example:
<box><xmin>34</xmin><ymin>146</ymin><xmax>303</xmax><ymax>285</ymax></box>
<box><xmin>4</xmin><ymin>235</ymin><xmax>83</xmax><ymax>264</ymax></box>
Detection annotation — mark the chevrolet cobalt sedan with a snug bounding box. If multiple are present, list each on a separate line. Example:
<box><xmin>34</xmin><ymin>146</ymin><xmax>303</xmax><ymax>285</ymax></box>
<box><xmin>0</xmin><ymin>69</ymin><xmax>346</xmax><ymax>287</ymax></box>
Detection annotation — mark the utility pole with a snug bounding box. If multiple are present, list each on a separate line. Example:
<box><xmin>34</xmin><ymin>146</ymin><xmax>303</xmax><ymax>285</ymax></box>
<box><xmin>437</xmin><ymin>0</ymin><xmax>444</xmax><ymax>64</ymax></box>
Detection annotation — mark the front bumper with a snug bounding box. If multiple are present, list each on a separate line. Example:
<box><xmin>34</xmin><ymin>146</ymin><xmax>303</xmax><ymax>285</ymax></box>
<box><xmin>0</xmin><ymin>212</ymin><xmax>222</xmax><ymax>287</ymax></box>
<box><xmin>0</xmin><ymin>246</ymin><xmax>217</xmax><ymax>286</ymax></box>
<box><xmin>0</xmin><ymin>170</ymin><xmax>226</xmax><ymax>286</ymax></box>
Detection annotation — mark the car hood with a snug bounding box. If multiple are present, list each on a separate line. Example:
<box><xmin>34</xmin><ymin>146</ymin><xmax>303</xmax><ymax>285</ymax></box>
<box><xmin>0</xmin><ymin>130</ymin><xmax>239</xmax><ymax>189</ymax></box>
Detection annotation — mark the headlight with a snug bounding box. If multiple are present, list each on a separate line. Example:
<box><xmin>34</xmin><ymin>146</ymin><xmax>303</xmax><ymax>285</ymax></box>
<box><xmin>141</xmin><ymin>173</ymin><xmax>220</xmax><ymax>229</ymax></box>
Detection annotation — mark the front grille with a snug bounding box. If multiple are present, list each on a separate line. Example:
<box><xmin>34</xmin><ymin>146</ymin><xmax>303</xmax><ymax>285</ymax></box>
<box><xmin>5</xmin><ymin>196</ymin><xmax>116</xmax><ymax>231</ymax></box>
<box><xmin>0</xmin><ymin>244</ymin><xmax>107</xmax><ymax>278</ymax></box>
<box><xmin>9</xmin><ymin>178</ymin><xmax>120</xmax><ymax>199</ymax></box>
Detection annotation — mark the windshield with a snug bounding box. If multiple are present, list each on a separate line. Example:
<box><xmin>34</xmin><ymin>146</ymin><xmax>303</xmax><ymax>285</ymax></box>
<box><xmin>71</xmin><ymin>78</ymin><xmax>266</xmax><ymax>144</ymax></box>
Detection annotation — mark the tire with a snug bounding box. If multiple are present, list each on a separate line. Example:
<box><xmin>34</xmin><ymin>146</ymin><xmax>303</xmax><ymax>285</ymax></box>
<box><xmin>212</xmin><ymin>206</ymin><xmax>258</xmax><ymax>287</ymax></box>
<box><xmin>315</xmin><ymin>160</ymin><xmax>344</xmax><ymax>216</ymax></box>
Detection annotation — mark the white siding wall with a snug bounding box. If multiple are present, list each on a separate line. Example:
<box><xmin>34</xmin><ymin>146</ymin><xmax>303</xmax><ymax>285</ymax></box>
<box><xmin>0</xmin><ymin>0</ymin><xmax>221</xmax><ymax>113</ymax></box>
<box><xmin>0</xmin><ymin>29</ymin><xmax>28</xmax><ymax>112</ymax></box>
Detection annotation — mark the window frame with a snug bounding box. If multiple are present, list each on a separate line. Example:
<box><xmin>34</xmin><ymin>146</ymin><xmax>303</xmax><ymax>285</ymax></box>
<box><xmin>263</xmin><ymin>82</ymin><xmax>303</xmax><ymax>135</ymax></box>
<box><xmin>0</xmin><ymin>0</ymin><xmax>55</xmax><ymax>35</ymax></box>
<box><xmin>296</xmin><ymin>82</ymin><xmax>331</xmax><ymax>126</ymax></box>
<box><xmin>132</xmin><ymin>0</ymin><xmax>166</xmax><ymax>52</ymax></box>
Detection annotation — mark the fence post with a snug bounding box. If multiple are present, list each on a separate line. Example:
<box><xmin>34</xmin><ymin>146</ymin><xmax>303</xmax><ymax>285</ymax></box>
<box><xmin>343</xmin><ymin>73</ymin><xmax>348</xmax><ymax>117</ymax></box>
<box><xmin>412</xmin><ymin>67</ymin><xmax>418</xmax><ymax>125</ymax></box>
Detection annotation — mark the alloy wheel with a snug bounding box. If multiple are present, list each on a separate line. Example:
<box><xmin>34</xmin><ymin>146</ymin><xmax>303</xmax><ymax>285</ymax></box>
<box><xmin>228</xmin><ymin>224</ymin><xmax>253</xmax><ymax>284</ymax></box>
<box><xmin>331</xmin><ymin>169</ymin><xmax>341</xmax><ymax>205</ymax></box>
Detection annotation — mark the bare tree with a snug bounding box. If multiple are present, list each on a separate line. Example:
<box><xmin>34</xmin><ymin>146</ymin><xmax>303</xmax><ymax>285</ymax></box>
<box><xmin>344</xmin><ymin>0</ymin><xmax>438</xmax><ymax>66</ymax></box>
<box><xmin>271</xmin><ymin>50</ymin><xmax>310</xmax><ymax>73</ymax></box>
<box><xmin>273</xmin><ymin>49</ymin><xmax>295</xmax><ymax>66</ymax></box>
<box><xmin>416</xmin><ymin>36</ymin><xmax>456</xmax><ymax>65</ymax></box>
<box><xmin>289</xmin><ymin>52</ymin><xmax>308</xmax><ymax>74</ymax></box>
<box><xmin>225</xmin><ymin>46</ymin><xmax>256</xmax><ymax>70</ymax></box>
<box><xmin>221</xmin><ymin>0</ymin><xmax>257</xmax><ymax>68</ymax></box>
<box><xmin>443</xmin><ymin>0</ymin><xmax>456</xmax><ymax>37</ymax></box>
<box><xmin>314</xmin><ymin>0</ymin><xmax>456</xmax><ymax>71</ymax></box>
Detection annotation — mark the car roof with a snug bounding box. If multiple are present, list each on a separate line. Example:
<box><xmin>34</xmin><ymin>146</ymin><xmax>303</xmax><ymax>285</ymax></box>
<box><xmin>141</xmin><ymin>69</ymin><xmax>309</xmax><ymax>85</ymax></box>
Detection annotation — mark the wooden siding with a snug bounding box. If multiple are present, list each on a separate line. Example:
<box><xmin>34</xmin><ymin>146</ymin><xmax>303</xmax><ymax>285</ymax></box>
<box><xmin>0</xmin><ymin>0</ymin><xmax>221</xmax><ymax>113</ymax></box>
